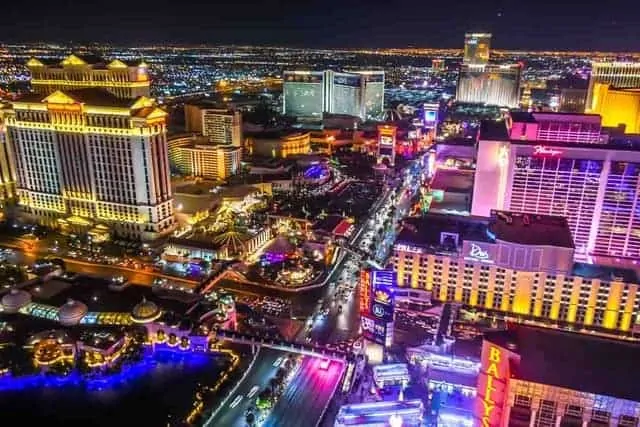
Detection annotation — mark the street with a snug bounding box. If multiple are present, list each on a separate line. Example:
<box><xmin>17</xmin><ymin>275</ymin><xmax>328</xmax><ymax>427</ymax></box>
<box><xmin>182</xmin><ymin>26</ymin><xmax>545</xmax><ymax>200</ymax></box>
<box><xmin>204</xmin><ymin>348</ymin><xmax>290</xmax><ymax>427</ymax></box>
<box><xmin>264</xmin><ymin>357</ymin><xmax>345</xmax><ymax>427</ymax></box>
<box><xmin>1</xmin><ymin>245</ymin><xmax>197</xmax><ymax>287</ymax></box>
<box><xmin>303</xmin><ymin>157</ymin><xmax>425</xmax><ymax>347</ymax></box>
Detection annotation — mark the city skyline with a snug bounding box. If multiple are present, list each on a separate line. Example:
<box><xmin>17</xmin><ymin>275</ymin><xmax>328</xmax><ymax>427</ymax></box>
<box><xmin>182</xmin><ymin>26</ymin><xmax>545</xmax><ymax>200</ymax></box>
<box><xmin>2</xmin><ymin>0</ymin><xmax>640</xmax><ymax>51</ymax></box>
<box><xmin>2</xmin><ymin>10</ymin><xmax>640</xmax><ymax>426</ymax></box>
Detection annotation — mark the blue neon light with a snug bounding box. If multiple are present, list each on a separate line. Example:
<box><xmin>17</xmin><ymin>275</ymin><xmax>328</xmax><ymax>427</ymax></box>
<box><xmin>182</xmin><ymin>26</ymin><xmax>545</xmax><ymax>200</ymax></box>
<box><xmin>0</xmin><ymin>349</ymin><xmax>215</xmax><ymax>392</ymax></box>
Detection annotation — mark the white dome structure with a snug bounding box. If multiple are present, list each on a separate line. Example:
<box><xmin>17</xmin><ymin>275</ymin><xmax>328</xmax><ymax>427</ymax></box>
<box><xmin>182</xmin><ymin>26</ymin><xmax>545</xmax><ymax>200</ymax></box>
<box><xmin>58</xmin><ymin>299</ymin><xmax>88</xmax><ymax>326</ymax></box>
<box><xmin>1</xmin><ymin>289</ymin><xmax>31</xmax><ymax>313</ymax></box>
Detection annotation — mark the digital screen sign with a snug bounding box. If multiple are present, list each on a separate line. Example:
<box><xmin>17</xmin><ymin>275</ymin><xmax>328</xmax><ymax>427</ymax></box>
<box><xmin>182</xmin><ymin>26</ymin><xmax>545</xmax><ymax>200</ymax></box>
<box><xmin>372</xmin><ymin>270</ymin><xmax>395</xmax><ymax>300</ymax></box>
<box><xmin>379</xmin><ymin>136</ymin><xmax>394</xmax><ymax>146</ymax></box>
<box><xmin>371</xmin><ymin>301</ymin><xmax>394</xmax><ymax>322</ymax></box>
<box><xmin>361</xmin><ymin>314</ymin><xmax>394</xmax><ymax>347</ymax></box>
<box><xmin>370</xmin><ymin>270</ymin><xmax>395</xmax><ymax>323</ymax></box>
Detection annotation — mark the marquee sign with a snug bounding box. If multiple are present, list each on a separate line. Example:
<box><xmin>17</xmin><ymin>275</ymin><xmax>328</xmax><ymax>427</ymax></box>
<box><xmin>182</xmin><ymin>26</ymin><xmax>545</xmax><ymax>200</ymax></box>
<box><xmin>394</xmin><ymin>244</ymin><xmax>424</xmax><ymax>254</ymax></box>
<box><xmin>464</xmin><ymin>243</ymin><xmax>494</xmax><ymax>264</ymax></box>
<box><xmin>533</xmin><ymin>145</ymin><xmax>563</xmax><ymax>157</ymax></box>
<box><xmin>359</xmin><ymin>269</ymin><xmax>372</xmax><ymax>315</ymax></box>
<box><xmin>469</xmin><ymin>243</ymin><xmax>489</xmax><ymax>260</ymax></box>
<box><xmin>475</xmin><ymin>345</ymin><xmax>508</xmax><ymax>427</ymax></box>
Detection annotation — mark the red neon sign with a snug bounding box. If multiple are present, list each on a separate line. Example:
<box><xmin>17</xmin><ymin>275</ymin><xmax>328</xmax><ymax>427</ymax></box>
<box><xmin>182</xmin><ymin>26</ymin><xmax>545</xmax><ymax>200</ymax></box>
<box><xmin>533</xmin><ymin>145</ymin><xmax>562</xmax><ymax>156</ymax></box>
<box><xmin>359</xmin><ymin>270</ymin><xmax>371</xmax><ymax>315</ymax></box>
<box><xmin>474</xmin><ymin>344</ymin><xmax>508</xmax><ymax>427</ymax></box>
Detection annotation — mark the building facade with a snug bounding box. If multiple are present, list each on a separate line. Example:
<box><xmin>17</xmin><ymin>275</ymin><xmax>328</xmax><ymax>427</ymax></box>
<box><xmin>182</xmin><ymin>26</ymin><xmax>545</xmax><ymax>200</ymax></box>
<box><xmin>183</xmin><ymin>105</ymin><xmax>242</xmax><ymax>147</ymax></box>
<box><xmin>392</xmin><ymin>212</ymin><xmax>640</xmax><ymax>335</ymax></box>
<box><xmin>168</xmin><ymin>135</ymin><xmax>241</xmax><ymax>180</ymax></box>
<box><xmin>1</xmin><ymin>55</ymin><xmax>175</xmax><ymax>240</ymax></box>
<box><xmin>463</xmin><ymin>32</ymin><xmax>492</xmax><ymax>65</ymax></box>
<box><xmin>282</xmin><ymin>70</ymin><xmax>384</xmax><ymax>120</ymax></box>
<box><xmin>457</xmin><ymin>64</ymin><xmax>521</xmax><ymax>108</ymax></box>
<box><xmin>508</xmin><ymin>111</ymin><xmax>602</xmax><ymax>144</ymax></box>
<box><xmin>475</xmin><ymin>327</ymin><xmax>640</xmax><ymax>427</ymax></box>
<box><xmin>246</xmin><ymin>131</ymin><xmax>311</xmax><ymax>158</ymax></box>
<box><xmin>27</xmin><ymin>54</ymin><xmax>150</xmax><ymax>99</ymax></box>
<box><xmin>0</xmin><ymin>120</ymin><xmax>16</xmax><ymax>207</ymax></box>
<box><xmin>202</xmin><ymin>108</ymin><xmax>242</xmax><ymax>147</ymax></box>
<box><xmin>586</xmin><ymin>62</ymin><xmax>640</xmax><ymax>112</ymax></box>
<box><xmin>474</xmin><ymin>118</ymin><xmax>640</xmax><ymax>261</ymax></box>
<box><xmin>590</xmin><ymin>83</ymin><xmax>640</xmax><ymax>134</ymax></box>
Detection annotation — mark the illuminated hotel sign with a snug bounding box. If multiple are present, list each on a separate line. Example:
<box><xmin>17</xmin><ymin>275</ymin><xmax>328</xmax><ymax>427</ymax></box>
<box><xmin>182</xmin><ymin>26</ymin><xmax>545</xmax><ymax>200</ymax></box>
<box><xmin>394</xmin><ymin>244</ymin><xmax>424</xmax><ymax>254</ymax></box>
<box><xmin>380</xmin><ymin>136</ymin><xmax>394</xmax><ymax>146</ymax></box>
<box><xmin>359</xmin><ymin>269</ymin><xmax>372</xmax><ymax>315</ymax></box>
<box><xmin>47</xmin><ymin>103</ymin><xmax>82</xmax><ymax>113</ymax></box>
<box><xmin>464</xmin><ymin>243</ymin><xmax>494</xmax><ymax>264</ymax></box>
<box><xmin>371</xmin><ymin>270</ymin><xmax>395</xmax><ymax>322</ymax></box>
<box><xmin>533</xmin><ymin>145</ymin><xmax>563</xmax><ymax>157</ymax></box>
<box><xmin>469</xmin><ymin>243</ymin><xmax>489</xmax><ymax>260</ymax></box>
<box><xmin>475</xmin><ymin>344</ymin><xmax>507</xmax><ymax>427</ymax></box>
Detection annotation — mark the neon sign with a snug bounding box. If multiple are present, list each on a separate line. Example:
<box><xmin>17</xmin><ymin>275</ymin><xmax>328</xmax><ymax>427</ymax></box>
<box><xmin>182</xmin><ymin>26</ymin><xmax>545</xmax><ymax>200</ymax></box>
<box><xmin>374</xmin><ymin>290</ymin><xmax>392</xmax><ymax>306</ymax></box>
<box><xmin>380</xmin><ymin>136</ymin><xmax>394</xmax><ymax>146</ymax></box>
<box><xmin>475</xmin><ymin>345</ymin><xmax>506</xmax><ymax>427</ymax></box>
<box><xmin>372</xmin><ymin>304</ymin><xmax>385</xmax><ymax>317</ymax></box>
<box><xmin>469</xmin><ymin>243</ymin><xmax>489</xmax><ymax>260</ymax></box>
<box><xmin>359</xmin><ymin>270</ymin><xmax>371</xmax><ymax>315</ymax></box>
<box><xmin>533</xmin><ymin>145</ymin><xmax>562</xmax><ymax>156</ymax></box>
<box><xmin>394</xmin><ymin>244</ymin><xmax>424</xmax><ymax>254</ymax></box>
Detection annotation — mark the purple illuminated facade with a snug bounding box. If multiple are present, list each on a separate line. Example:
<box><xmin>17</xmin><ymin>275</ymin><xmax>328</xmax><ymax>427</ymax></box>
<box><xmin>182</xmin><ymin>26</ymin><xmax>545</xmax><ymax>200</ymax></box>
<box><xmin>473</xmin><ymin>114</ymin><xmax>640</xmax><ymax>263</ymax></box>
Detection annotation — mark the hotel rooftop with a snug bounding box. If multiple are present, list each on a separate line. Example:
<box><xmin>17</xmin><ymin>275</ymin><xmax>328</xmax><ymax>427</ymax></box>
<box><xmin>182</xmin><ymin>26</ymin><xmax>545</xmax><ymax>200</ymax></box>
<box><xmin>485</xmin><ymin>326</ymin><xmax>640</xmax><ymax>402</ymax></box>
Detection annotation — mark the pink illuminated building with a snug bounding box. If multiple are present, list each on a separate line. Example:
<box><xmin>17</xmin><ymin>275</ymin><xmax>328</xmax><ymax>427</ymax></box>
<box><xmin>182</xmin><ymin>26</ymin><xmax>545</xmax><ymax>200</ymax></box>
<box><xmin>474</xmin><ymin>326</ymin><xmax>640</xmax><ymax>427</ymax></box>
<box><xmin>473</xmin><ymin>113</ymin><xmax>640</xmax><ymax>263</ymax></box>
<box><xmin>508</xmin><ymin>111</ymin><xmax>603</xmax><ymax>144</ymax></box>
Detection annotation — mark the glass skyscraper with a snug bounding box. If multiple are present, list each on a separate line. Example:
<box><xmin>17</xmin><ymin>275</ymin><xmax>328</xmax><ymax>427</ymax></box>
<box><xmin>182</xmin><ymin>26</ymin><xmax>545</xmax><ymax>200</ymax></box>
<box><xmin>283</xmin><ymin>70</ymin><xmax>384</xmax><ymax>120</ymax></box>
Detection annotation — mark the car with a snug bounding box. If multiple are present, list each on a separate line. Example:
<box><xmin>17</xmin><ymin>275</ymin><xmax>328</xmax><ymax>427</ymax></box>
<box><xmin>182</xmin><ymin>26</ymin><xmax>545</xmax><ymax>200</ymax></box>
<box><xmin>229</xmin><ymin>395</ymin><xmax>243</xmax><ymax>409</ymax></box>
<box><xmin>319</xmin><ymin>359</ymin><xmax>331</xmax><ymax>370</ymax></box>
<box><xmin>247</xmin><ymin>385</ymin><xmax>260</xmax><ymax>398</ymax></box>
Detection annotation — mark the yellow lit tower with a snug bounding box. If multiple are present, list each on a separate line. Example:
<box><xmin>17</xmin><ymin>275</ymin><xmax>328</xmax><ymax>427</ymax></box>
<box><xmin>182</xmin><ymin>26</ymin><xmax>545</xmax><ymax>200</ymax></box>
<box><xmin>0</xmin><ymin>54</ymin><xmax>175</xmax><ymax>240</ymax></box>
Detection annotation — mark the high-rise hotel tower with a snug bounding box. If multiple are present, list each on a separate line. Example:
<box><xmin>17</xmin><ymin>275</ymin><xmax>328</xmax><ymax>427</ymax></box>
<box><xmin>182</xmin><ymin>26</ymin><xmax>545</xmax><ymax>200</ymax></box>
<box><xmin>0</xmin><ymin>54</ymin><xmax>175</xmax><ymax>240</ymax></box>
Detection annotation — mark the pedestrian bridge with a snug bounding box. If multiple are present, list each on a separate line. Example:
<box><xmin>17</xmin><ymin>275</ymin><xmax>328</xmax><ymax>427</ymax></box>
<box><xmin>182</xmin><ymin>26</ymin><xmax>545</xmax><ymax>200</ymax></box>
<box><xmin>214</xmin><ymin>329</ymin><xmax>349</xmax><ymax>361</ymax></box>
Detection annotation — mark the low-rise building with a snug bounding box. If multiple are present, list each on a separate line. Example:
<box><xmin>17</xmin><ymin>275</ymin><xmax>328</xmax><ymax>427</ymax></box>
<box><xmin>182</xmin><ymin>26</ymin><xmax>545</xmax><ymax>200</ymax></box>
<box><xmin>246</xmin><ymin>131</ymin><xmax>311</xmax><ymax>158</ymax></box>
<box><xmin>168</xmin><ymin>135</ymin><xmax>241</xmax><ymax>180</ymax></box>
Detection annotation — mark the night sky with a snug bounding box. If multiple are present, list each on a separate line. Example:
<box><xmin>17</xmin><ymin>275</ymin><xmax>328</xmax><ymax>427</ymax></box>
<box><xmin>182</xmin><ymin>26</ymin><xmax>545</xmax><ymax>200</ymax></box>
<box><xmin>3</xmin><ymin>0</ymin><xmax>640</xmax><ymax>51</ymax></box>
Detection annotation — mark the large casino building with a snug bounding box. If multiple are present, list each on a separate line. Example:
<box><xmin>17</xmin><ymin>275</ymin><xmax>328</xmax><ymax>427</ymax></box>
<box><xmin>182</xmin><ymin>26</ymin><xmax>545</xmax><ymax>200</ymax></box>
<box><xmin>391</xmin><ymin>111</ymin><xmax>640</xmax><ymax>336</ymax></box>
<box><xmin>473</xmin><ymin>112</ymin><xmax>640</xmax><ymax>263</ymax></box>
<box><xmin>392</xmin><ymin>211</ymin><xmax>640</xmax><ymax>335</ymax></box>
<box><xmin>475</xmin><ymin>325</ymin><xmax>640</xmax><ymax>427</ymax></box>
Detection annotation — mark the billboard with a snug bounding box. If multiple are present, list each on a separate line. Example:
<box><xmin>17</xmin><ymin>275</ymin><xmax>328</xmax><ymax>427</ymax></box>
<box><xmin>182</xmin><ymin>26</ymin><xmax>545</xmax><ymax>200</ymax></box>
<box><xmin>361</xmin><ymin>313</ymin><xmax>394</xmax><ymax>347</ymax></box>
<box><xmin>372</xmin><ymin>270</ymin><xmax>395</xmax><ymax>300</ymax></box>
<box><xmin>371</xmin><ymin>270</ymin><xmax>394</xmax><ymax>322</ymax></box>
<box><xmin>424</xmin><ymin>103</ymin><xmax>439</xmax><ymax>129</ymax></box>
<box><xmin>359</xmin><ymin>269</ymin><xmax>372</xmax><ymax>315</ymax></box>
<box><xmin>361</xmin><ymin>269</ymin><xmax>396</xmax><ymax>347</ymax></box>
